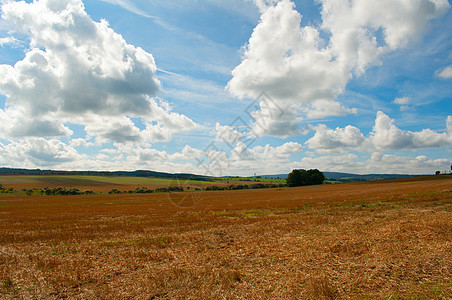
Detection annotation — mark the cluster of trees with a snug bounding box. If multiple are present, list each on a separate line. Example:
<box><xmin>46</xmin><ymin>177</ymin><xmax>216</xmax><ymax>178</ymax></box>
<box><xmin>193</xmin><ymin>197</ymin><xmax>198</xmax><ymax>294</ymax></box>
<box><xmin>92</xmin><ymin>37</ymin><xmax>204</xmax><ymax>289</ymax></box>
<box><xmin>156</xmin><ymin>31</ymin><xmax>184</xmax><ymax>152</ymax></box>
<box><xmin>286</xmin><ymin>169</ymin><xmax>325</xmax><ymax>187</ymax></box>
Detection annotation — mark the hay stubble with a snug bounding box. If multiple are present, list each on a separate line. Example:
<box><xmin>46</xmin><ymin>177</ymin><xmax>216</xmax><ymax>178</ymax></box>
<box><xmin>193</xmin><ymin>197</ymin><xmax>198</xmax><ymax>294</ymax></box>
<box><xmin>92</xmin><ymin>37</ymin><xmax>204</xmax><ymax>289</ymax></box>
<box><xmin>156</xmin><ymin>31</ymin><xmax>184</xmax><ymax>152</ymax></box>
<box><xmin>1</xmin><ymin>176</ymin><xmax>451</xmax><ymax>299</ymax></box>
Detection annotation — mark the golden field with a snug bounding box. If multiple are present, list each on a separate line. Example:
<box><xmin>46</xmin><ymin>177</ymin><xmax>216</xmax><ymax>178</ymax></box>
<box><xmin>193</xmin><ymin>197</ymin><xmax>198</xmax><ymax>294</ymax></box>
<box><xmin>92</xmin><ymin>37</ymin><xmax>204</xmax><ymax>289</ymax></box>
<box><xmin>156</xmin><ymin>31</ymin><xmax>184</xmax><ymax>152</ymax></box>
<box><xmin>0</xmin><ymin>175</ymin><xmax>451</xmax><ymax>299</ymax></box>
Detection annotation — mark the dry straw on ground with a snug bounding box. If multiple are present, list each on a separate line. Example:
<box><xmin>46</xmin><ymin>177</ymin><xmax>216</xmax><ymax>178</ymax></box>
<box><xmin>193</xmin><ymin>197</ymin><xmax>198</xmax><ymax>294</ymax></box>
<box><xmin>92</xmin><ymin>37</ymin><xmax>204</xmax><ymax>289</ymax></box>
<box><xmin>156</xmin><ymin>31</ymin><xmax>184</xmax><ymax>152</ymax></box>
<box><xmin>1</xmin><ymin>176</ymin><xmax>451</xmax><ymax>299</ymax></box>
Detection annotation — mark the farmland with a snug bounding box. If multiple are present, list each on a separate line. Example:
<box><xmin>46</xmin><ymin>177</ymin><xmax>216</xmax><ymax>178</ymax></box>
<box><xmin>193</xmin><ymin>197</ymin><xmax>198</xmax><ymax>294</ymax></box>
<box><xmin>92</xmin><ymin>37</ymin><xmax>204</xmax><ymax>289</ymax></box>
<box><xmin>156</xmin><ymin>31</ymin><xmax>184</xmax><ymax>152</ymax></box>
<box><xmin>0</xmin><ymin>175</ymin><xmax>451</xmax><ymax>299</ymax></box>
<box><xmin>0</xmin><ymin>175</ymin><xmax>211</xmax><ymax>193</ymax></box>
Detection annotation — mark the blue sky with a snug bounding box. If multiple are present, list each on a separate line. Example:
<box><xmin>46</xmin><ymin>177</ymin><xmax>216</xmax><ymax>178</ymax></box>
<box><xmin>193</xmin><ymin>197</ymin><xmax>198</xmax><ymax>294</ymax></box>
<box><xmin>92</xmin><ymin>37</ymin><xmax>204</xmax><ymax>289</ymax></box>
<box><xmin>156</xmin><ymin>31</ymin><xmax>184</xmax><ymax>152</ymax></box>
<box><xmin>0</xmin><ymin>0</ymin><xmax>451</xmax><ymax>176</ymax></box>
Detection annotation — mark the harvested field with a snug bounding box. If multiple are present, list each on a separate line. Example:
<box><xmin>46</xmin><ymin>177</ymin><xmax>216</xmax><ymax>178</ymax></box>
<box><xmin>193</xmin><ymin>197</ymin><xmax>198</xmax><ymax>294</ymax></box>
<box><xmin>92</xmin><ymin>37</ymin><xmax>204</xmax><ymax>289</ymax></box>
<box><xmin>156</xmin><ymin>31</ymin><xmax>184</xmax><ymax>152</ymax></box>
<box><xmin>0</xmin><ymin>176</ymin><xmax>451</xmax><ymax>299</ymax></box>
<box><xmin>0</xmin><ymin>175</ymin><xmax>212</xmax><ymax>193</ymax></box>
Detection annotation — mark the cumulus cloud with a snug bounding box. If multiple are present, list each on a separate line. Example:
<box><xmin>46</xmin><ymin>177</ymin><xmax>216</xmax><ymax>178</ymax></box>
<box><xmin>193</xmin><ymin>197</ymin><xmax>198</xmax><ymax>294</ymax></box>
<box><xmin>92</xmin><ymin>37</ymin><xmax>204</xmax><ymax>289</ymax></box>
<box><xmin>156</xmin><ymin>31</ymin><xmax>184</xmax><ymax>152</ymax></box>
<box><xmin>303</xmin><ymin>99</ymin><xmax>357</xmax><ymax>119</ymax></box>
<box><xmin>69</xmin><ymin>138</ymin><xmax>95</xmax><ymax>148</ymax></box>
<box><xmin>0</xmin><ymin>138</ymin><xmax>84</xmax><ymax>167</ymax></box>
<box><xmin>0</xmin><ymin>108</ymin><xmax>73</xmax><ymax>138</ymax></box>
<box><xmin>211</xmin><ymin>120</ymin><xmax>304</xmax><ymax>174</ymax></box>
<box><xmin>250</xmin><ymin>97</ymin><xmax>301</xmax><ymax>138</ymax></box>
<box><xmin>370</xmin><ymin>111</ymin><xmax>452</xmax><ymax>150</ymax></box>
<box><xmin>94</xmin><ymin>139</ymin><xmax>301</xmax><ymax>176</ymax></box>
<box><xmin>295</xmin><ymin>152</ymin><xmax>449</xmax><ymax>175</ymax></box>
<box><xmin>295</xmin><ymin>153</ymin><xmax>359</xmax><ymax>172</ymax></box>
<box><xmin>230</xmin><ymin>141</ymin><xmax>302</xmax><ymax>161</ymax></box>
<box><xmin>228</xmin><ymin>0</ymin><xmax>449</xmax><ymax>137</ymax></box>
<box><xmin>306</xmin><ymin>111</ymin><xmax>452</xmax><ymax>152</ymax></box>
<box><xmin>0</xmin><ymin>36</ymin><xmax>20</xmax><ymax>47</ymax></box>
<box><xmin>215</xmin><ymin>122</ymin><xmax>245</xmax><ymax>145</ymax></box>
<box><xmin>436</xmin><ymin>65</ymin><xmax>452</xmax><ymax>79</ymax></box>
<box><xmin>305</xmin><ymin>124</ymin><xmax>366</xmax><ymax>154</ymax></box>
<box><xmin>0</xmin><ymin>0</ymin><xmax>196</xmax><ymax>143</ymax></box>
<box><xmin>366</xmin><ymin>153</ymin><xmax>450</xmax><ymax>174</ymax></box>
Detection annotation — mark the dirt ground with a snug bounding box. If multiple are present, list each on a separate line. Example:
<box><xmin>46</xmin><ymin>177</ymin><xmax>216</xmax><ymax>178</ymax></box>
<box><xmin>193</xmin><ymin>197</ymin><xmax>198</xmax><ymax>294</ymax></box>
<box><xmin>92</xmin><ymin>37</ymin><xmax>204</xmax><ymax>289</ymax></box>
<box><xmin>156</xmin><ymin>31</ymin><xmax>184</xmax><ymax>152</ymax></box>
<box><xmin>1</xmin><ymin>176</ymin><xmax>451</xmax><ymax>299</ymax></box>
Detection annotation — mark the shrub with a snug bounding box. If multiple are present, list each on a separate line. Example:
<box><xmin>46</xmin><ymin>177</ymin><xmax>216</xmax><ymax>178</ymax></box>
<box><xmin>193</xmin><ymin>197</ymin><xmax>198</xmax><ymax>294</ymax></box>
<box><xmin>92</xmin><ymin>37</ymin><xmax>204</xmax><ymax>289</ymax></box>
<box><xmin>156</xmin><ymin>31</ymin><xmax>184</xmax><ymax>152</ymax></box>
<box><xmin>134</xmin><ymin>187</ymin><xmax>154</xmax><ymax>193</ymax></box>
<box><xmin>108</xmin><ymin>188</ymin><xmax>122</xmax><ymax>194</ymax></box>
<box><xmin>155</xmin><ymin>186</ymin><xmax>184</xmax><ymax>193</ymax></box>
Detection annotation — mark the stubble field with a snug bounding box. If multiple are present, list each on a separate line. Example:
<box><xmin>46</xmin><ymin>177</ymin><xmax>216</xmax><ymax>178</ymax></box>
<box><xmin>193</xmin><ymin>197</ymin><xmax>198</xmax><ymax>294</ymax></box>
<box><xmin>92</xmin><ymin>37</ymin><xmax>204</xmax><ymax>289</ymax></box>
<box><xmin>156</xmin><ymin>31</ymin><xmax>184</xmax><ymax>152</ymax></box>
<box><xmin>0</xmin><ymin>175</ymin><xmax>211</xmax><ymax>193</ymax></box>
<box><xmin>0</xmin><ymin>175</ymin><xmax>451</xmax><ymax>299</ymax></box>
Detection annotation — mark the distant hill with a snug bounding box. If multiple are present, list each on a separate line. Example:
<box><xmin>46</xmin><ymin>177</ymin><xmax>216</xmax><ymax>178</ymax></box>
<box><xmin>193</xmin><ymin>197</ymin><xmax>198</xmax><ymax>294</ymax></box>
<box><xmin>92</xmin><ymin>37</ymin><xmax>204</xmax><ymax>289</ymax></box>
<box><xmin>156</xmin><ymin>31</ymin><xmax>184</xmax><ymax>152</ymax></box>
<box><xmin>0</xmin><ymin>167</ymin><xmax>424</xmax><ymax>183</ymax></box>
<box><xmin>260</xmin><ymin>172</ymin><xmax>422</xmax><ymax>182</ymax></box>
<box><xmin>0</xmin><ymin>167</ymin><xmax>211</xmax><ymax>181</ymax></box>
<box><xmin>322</xmin><ymin>172</ymin><xmax>420</xmax><ymax>182</ymax></box>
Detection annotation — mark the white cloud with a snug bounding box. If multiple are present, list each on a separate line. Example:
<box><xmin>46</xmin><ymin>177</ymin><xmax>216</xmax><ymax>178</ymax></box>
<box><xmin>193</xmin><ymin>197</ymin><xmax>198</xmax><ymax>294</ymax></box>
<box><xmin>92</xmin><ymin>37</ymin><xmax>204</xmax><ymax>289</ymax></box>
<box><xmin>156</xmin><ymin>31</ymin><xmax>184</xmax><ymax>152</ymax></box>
<box><xmin>436</xmin><ymin>65</ymin><xmax>452</xmax><ymax>79</ymax></box>
<box><xmin>295</xmin><ymin>152</ymin><xmax>449</xmax><ymax>175</ymax></box>
<box><xmin>223</xmin><ymin>141</ymin><xmax>302</xmax><ymax>175</ymax></box>
<box><xmin>0</xmin><ymin>36</ymin><xmax>20</xmax><ymax>47</ymax></box>
<box><xmin>228</xmin><ymin>0</ymin><xmax>449</xmax><ymax>137</ymax></box>
<box><xmin>305</xmin><ymin>124</ymin><xmax>366</xmax><ymax>154</ymax></box>
<box><xmin>215</xmin><ymin>122</ymin><xmax>244</xmax><ymax>145</ymax></box>
<box><xmin>228</xmin><ymin>0</ymin><xmax>347</xmax><ymax>104</ymax></box>
<box><xmin>230</xmin><ymin>141</ymin><xmax>302</xmax><ymax>161</ymax></box>
<box><xmin>393</xmin><ymin>97</ymin><xmax>411</xmax><ymax>111</ymax></box>
<box><xmin>249</xmin><ymin>97</ymin><xmax>301</xmax><ymax>138</ymax></box>
<box><xmin>321</xmin><ymin>0</ymin><xmax>450</xmax><ymax>62</ymax></box>
<box><xmin>370</xmin><ymin>111</ymin><xmax>452</xmax><ymax>150</ymax></box>
<box><xmin>304</xmin><ymin>99</ymin><xmax>357</xmax><ymax>119</ymax></box>
<box><xmin>306</xmin><ymin>112</ymin><xmax>452</xmax><ymax>153</ymax></box>
<box><xmin>0</xmin><ymin>0</ymin><xmax>196</xmax><ymax>143</ymax></box>
<box><xmin>0</xmin><ymin>138</ymin><xmax>84</xmax><ymax>167</ymax></box>
<box><xmin>251</xmin><ymin>141</ymin><xmax>302</xmax><ymax>159</ymax></box>
<box><xmin>0</xmin><ymin>108</ymin><xmax>73</xmax><ymax>138</ymax></box>
<box><xmin>0</xmin><ymin>134</ymin><xmax>447</xmax><ymax>176</ymax></box>
<box><xmin>69</xmin><ymin>138</ymin><xmax>95</xmax><ymax>148</ymax></box>
<box><xmin>214</xmin><ymin>118</ymin><xmax>303</xmax><ymax>164</ymax></box>
<box><xmin>366</xmin><ymin>153</ymin><xmax>450</xmax><ymax>174</ymax></box>
<box><xmin>96</xmin><ymin>153</ymin><xmax>109</xmax><ymax>160</ymax></box>
<box><xmin>394</xmin><ymin>97</ymin><xmax>410</xmax><ymax>105</ymax></box>
<box><xmin>295</xmin><ymin>153</ymin><xmax>359</xmax><ymax>172</ymax></box>
<box><xmin>168</xmin><ymin>145</ymin><xmax>204</xmax><ymax>161</ymax></box>
<box><xmin>110</xmin><ymin>138</ymin><xmax>303</xmax><ymax>177</ymax></box>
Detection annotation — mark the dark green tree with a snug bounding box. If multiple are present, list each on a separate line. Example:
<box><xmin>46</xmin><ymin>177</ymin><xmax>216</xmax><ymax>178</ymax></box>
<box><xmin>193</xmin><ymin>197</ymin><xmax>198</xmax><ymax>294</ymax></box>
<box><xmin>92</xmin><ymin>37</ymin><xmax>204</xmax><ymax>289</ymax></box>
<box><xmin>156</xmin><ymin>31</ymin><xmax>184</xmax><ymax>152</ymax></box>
<box><xmin>305</xmin><ymin>169</ymin><xmax>325</xmax><ymax>185</ymax></box>
<box><xmin>286</xmin><ymin>169</ymin><xmax>303</xmax><ymax>187</ymax></box>
<box><xmin>286</xmin><ymin>169</ymin><xmax>325</xmax><ymax>187</ymax></box>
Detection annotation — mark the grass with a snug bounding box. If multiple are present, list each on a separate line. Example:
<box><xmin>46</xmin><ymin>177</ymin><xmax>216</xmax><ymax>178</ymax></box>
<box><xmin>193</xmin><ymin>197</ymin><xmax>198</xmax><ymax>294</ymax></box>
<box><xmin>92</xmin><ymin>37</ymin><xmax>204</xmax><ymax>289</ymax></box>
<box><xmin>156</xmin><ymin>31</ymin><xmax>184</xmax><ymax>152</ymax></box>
<box><xmin>0</xmin><ymin>176</ymin><xmax>451</xmax><ymax>298</ymax></box>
